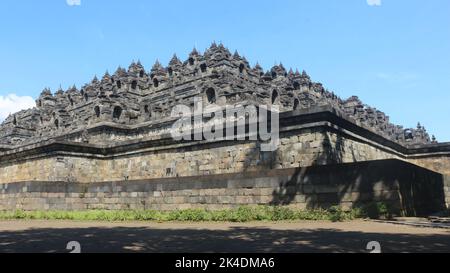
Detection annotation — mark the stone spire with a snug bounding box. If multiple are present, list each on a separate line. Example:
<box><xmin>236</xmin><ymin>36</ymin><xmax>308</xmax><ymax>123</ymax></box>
<box><xmin>205</xmin><ymin>42</ymin><xmax>231</xmax><ymax>62</ymax></box>
<box><xmin>151</xmin><ymin>60</ymin><xmax>166</xmax><ymax>77</ymax></box>
<box><xmin>54</xmin><ymin>85</ymin><xmax>64</xmax><ymax>98</ymax></box>
<box><xmin>262</xmin><ymin>71</ymin><xmax>273</xmax><ymax>81</ymax></box>
<box><xmin>114</xmin><ymin>66</ymin><xmax>128</xmax><ymax>78</ymax></box>
<box><xmin>91</xmin><ymin>75</ymin><xmax>99</xmax><ymax>84</ymax></box>
<box><xmin>128</xmin><ymin>61</ymin><xmax>144</xmax><ymax>74</ymax></box>
<box><xmin>169</xmin><ymin>54</ymin><xmax>182</xmax><ymax>67</ymax></box>
<box><xmin>270</xmin><ymin>63</ymin><xmax>287</xmax><ymax>78</ymax></box>
<box><xmin>189</xmin><ymin>47</ymin><xmax>200</xmax><ymax>57</ymax></box>
<box><xmin>288</xmin><ymin>68</ymin><xmax>295</xmax><ymax>78</ymax></box>
<box><xmin>68</xmin><ymin>84</ymin><xmax>78</xmax><ymax>93</ymax></box>
<box><xmin>40</xmin><ymin>88</ymin><xmax>52</xmax><ymax>97</ymax></box>
<box><xmin>252</xmin><ymin>62</ymin><xmax>264</xmax><ymax>76</ymax></box>
<box><xmin>233</xmin><ymin>50</ymin><xmax>241</xmax><ymax>60</ymax></box>
<box><xmin>102</xmin><ymin>71</ymin><xmax>112</xmax><ymax>82</ymax></box>
<box><xmin>302</xmin><ymin>70</ymin><xmax>310</xmax><ymax>80</ymax></box>
<box><xmin>241</xmin><ymin>56</ymin><xmax>249</xmax><ymax>66</ymax></box>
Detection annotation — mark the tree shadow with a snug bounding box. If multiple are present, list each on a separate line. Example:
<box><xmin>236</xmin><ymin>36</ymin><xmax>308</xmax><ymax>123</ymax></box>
<box><xmin>0</xmin><ymin>225</ymin><xmax>450</xmax><ymax>253</ymax></box>
<box><xmin>269</xmin><ymin>129</ymin><xmax>447</xmax><ymax>215</ymax></box>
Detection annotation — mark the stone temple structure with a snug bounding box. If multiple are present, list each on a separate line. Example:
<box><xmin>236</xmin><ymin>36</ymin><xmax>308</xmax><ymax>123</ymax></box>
<box><xmin>0</xmin><ymin>43</ymin><xmax>449</xmax><ymax>215</ymax></box>
<box><xmin>0</xmin><ymin>43</ymin><xmax>434</xmax><ymax>148</ymax></box>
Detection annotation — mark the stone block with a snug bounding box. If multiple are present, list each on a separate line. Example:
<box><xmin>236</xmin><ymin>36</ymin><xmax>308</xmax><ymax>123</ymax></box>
<box><xmin>314</xmin><ymin>185</ymin><xmax>338</xmax><ymax>194</ymax></box>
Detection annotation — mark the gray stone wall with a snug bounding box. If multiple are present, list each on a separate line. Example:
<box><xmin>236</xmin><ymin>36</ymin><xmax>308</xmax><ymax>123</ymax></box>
<box><xmin>444</xmin><ymin>176</ymin><xmax>450</xmax><ymax>208</ymax></box>
<box><xmin>0</xmin><ymin>125</ymin><xmax>402</xmax><ymax>184</ymax></box>
<box><xmin>0</xmin><ymin>160</ymin><xmax>445</xmax><ymax>216</ymax></box>
<box><xmin>1</xmin><ymin>108</ymin><xmax>449</xmax><ymax>214</ymax></box>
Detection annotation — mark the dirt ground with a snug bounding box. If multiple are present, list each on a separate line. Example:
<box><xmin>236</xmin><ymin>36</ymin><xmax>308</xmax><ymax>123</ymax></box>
<box><xmin>0</xmin><ymin>220</ymin><xmax>449</xmax><ymax>253</ymax></box>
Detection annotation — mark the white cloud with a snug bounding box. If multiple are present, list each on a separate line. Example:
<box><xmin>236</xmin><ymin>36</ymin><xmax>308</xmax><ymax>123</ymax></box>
<box><xmin>0</xmin><ymin>94</ymin><xmax>36</xmax><ymax>122</ymax></box>
<box><xmin>367</xmin><ymin>0</ymin><xmax>382</xmax><ymax>6</ymax></box>
<box><xmin>66</xmin><ymin>0</ymin><xmax>81</xmax><ymax>6</ymax></box>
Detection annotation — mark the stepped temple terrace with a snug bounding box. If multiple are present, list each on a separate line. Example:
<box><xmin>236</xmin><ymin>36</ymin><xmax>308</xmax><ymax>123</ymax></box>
<box><xmin>1</xmin><ymin>43</ymin><xmax>449</xmax><ymax>215</ymax></box>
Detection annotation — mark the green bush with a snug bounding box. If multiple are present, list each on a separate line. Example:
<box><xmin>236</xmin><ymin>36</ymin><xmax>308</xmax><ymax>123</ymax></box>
<box><xmin>328</xmin><ymin>206</ymin><xmax>346</xmax><ymax>222</ymax></box>
<box><xmin>359</xmin><ymin>202</ymin><xmax>391</xmax><ymax>219</ymax></box>
<box><xmin>0</xmin><ymin>205</ymin><xmax>367</xmax><ymax>222</ymax></box>
<box><xmin>270</xmin><ymin>206</ymin><xmax>296</xmax><ymax>221</ymax></box>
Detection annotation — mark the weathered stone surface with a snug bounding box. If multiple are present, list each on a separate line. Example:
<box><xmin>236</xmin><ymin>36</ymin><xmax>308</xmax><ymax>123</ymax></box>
<box><xmin>0</xmin><ymin>43</ymin><xmax>435</xmax><ymax>149</ymax></box>
<box><xmin>0</xmin><ymin>159</ymin><xmax>446</xmax><ymax>216</ymax></box>
<box><xmin>0</xmin><ymin>43</ymin><xmax>449</xmax><ymax>212</ymax></box>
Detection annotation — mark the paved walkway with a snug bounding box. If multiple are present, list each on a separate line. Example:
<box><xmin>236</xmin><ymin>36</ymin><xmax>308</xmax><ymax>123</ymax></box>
<box><xmin>0</xmin><ymin>220</ymin><xmax>449</xmax><ymax>253</ymax></box>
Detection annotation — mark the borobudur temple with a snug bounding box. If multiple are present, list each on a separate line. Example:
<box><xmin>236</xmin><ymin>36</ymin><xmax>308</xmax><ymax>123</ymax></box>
<box><xmin>0</xmin><ymin>43</ymin><xmax>449</xmax><ymax>215</ymax></box>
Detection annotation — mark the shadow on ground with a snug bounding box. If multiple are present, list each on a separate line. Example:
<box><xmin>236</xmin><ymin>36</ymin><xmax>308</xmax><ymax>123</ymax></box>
<box><xmin>1</xmin><ymin>226</ymin><xmax>450</xmax><ymax>253</ymax></box>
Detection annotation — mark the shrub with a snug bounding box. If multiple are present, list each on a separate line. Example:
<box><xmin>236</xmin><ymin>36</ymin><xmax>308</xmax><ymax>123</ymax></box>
<box><xmin>328</xmin><ymin>206</ymin><xmax>346</xmax><ymax>222</ymax></box>
<box><xmin>359</xmin><ymin>202</ymin><xmax>391</xmax><ymax>219</ymax></box>
<box><xmin>0</xmin><ymin>205</ymin><xmax>366</xmax><ymax>222</ymax></box>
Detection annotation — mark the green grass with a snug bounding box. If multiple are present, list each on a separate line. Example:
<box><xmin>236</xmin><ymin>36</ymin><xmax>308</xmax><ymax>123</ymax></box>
<box><xmin>0</xmin><ymin>205</ymin><xmax>375</xmax><ymax>222</ymax></box>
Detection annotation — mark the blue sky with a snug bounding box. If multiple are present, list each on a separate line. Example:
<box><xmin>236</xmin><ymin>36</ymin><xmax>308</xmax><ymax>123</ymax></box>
<box><xmin>0</xmin><ymin>0</ymin><xmax>449</xmax><ymax>141</ymax></box>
